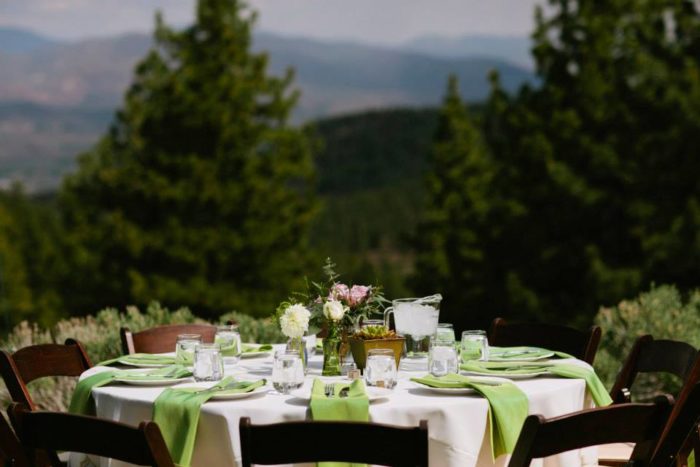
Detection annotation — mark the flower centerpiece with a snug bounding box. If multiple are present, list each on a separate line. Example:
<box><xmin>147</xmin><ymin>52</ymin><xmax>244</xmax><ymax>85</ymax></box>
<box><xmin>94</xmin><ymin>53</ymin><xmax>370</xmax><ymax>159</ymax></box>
<box><xmin>277</xmin><ymin>303</ymin><xmax>311</xmax><ymax>370</ymax></box>
<box><xmin>276</xmin><ymin>258</ymin><xmax>387</xmax><ymax>376</ymax></box>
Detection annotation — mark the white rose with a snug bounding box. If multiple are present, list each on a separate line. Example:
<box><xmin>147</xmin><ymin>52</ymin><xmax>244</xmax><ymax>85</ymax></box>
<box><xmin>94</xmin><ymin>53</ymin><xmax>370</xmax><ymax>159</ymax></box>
<box><xmin>323</xmin><ymin>300</ymin><xmax>346</xmax><ymax>322</ymax></box>
<box><xmin>280</xmin><ymin>304</ymin><xmax>311</xmax><ymax>338</ymax></box>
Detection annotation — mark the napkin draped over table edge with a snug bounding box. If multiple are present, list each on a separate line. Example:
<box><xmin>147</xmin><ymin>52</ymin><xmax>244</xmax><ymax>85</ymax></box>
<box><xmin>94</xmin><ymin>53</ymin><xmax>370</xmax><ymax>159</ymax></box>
<box><xmin>410</xmin><ymin>373</ymin><xmax>528</xmax><ymax>460</ymax></box>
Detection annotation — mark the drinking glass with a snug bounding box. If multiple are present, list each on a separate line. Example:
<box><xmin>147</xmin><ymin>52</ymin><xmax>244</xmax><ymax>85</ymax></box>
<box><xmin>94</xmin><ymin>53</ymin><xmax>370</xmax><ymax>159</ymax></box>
<box><xmin>215</xmin><ymin>325</ymin><xmax>242</xmax><ymax>366</ymax></box>
<box><xmin>460</xmin><ymin>330</ymin><xmax>489</xmax><ymax>362</ymax></box>
<box><xmin>364</xmin><ymin>349</ymin><xmax>397</xmax><ymax>389</ymax></box>
<box><xmin>175</xmin><ymin>334</ymin><xmax>202</xmax><ymax>365</ymax></box>
<box><xmin>193</xmin><ymin>343</ymin><xmax>224</xmax><ymax>382</ymax></box>
<box><xmin>303</xmin><ymin>332</ymin><xmax>317</xmax><ymax>357</ymax></box>
<box><xmin>434</xmin><ymin>323</ymin><xmax>456</xmax><ymax>345</ymax></box>
<box><xmin>271</xmin><ymin>350</ymin><xmax>305</xmax><ymax>394</ymax></box>
<box><xmin>429</xmin><ymin>341</ymin><xmax>459</xmax><ymax>377</ymax></box>
<box><xmin>361</xmin><ymin>319</ymin><xmax>386</xmax><ymax>329</ymax></box>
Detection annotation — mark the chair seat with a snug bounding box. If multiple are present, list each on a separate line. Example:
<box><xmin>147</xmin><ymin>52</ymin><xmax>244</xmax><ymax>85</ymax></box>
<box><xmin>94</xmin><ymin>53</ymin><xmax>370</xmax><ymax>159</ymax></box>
<box><xmin>597</xmin><ymin>442</ymin><xmax>634</xmax><ymax>466</ymax></box>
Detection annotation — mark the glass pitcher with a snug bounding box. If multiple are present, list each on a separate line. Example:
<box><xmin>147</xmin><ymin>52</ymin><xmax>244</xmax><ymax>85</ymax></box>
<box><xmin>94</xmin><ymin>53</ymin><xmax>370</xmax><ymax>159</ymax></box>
<box><xmin>384</xmin><ymin>294</ymin><xmax>442</xmax><ymax>359</ymax></box>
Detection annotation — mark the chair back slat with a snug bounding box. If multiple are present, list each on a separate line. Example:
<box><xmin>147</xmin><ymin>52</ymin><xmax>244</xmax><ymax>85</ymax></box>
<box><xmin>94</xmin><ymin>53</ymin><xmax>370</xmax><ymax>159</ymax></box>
<box><xmin>508</xmin><ymin>396</ymin><xmax>673</xmax><ymax>467</ymax></box>
<box><xmin>0</xmin><ymin>339</ymin><xmax>91</xmax><ymax>410</ymax></box>
<box><xmin>120</xmin><ymin>324</ymin><xmax>217</xmax><ymax>355</ymax></box>
<box><xmin>488</xmin><ymin>317</ymin><xmax>602</xmax><ymax>364</ymax></box>
<box><xmin>239</xmin><ymin>418</ymin><xmax>429</xmax><ymax>467</ymax></box>
<box><xmin>637</xmin><ymin>340</ymin><xmax>698</xmax><ymax>380</ymax></box>
<box><xmin>9</xmin><ymin>404</ymin><xmax>175</xmax><ymax>467</ymax></box>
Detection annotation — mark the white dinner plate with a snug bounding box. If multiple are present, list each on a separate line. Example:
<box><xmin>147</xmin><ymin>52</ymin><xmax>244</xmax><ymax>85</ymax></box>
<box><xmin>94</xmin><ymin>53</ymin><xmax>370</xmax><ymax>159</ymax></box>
<box><xmin>412</xmin><ymin>376</ymin><xmax>511</xmax><ymax>394</ymax></box>
<box><xmin>113</xmin><ymin>376</ymin><xmax>191</xmax><ymax>386</ymax></box>
<box><xmin>289</xmin><ymin>386</ymin><xmax>392</xmax><ymax>402</ymax></box>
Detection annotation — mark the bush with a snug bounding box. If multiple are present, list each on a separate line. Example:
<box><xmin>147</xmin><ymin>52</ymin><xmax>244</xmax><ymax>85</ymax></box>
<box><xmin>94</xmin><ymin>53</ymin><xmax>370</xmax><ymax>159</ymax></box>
<box><xmin>0</xmin><ymin>302</ymin><xmax>282</xmax><ymax>411</ymax></box>
<box><xmin>594</xmin><ymin>285</ymin><xmax>700</xmax><ymax>400</ymax></box>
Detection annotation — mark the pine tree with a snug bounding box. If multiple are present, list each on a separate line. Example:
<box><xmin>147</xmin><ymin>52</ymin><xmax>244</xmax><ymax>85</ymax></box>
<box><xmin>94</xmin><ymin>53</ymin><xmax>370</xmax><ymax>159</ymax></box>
<box><xmin>60</xmin><ymin>0</ymin><xmax>316</xmax><ymax>318</ymax></box>
<box><xmin>411</xmin><ymin>76</ymin><xmax>500</xmax><ymax>328</ymax></box>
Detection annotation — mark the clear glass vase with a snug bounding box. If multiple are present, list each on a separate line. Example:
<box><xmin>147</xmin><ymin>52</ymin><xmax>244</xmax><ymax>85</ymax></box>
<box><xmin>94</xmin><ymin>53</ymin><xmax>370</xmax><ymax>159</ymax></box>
<box><xmin>322</xmin><ymin>325</ymin><xmax>342</xmax><ymax>376</ymax></box>
<box><xmin>286</xmin><ymin>337</ymin><xmax>308</xmax><ymax>373</ymax></box>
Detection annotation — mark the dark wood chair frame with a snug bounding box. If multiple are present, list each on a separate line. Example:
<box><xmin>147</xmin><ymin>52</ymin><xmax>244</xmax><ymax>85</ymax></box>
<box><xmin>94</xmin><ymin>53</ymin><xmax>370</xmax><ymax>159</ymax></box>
<box><xmin>0</xmin><ymin>412</ymin><xmax>30</xmax><ymax>467</ymax></box>
<box><xmin>0</xmin><ymin>338</ymin><xmax>92</xmax><ymax>410</ymax></box>
<box><xmin>120</xmin><ymin>323</ymin><xmax>217</xmax><ymax>355</ymax></box>
<box><xmin>9</xmin><ymin>403</ymin><xmax>175</xmax><ymax>467</ymax></box>
<box><xmin>488</xmin><ymin>317</ymin><xmax>602</xmax><ymax>364</ymax></box>
<box><xmin>610</xmin><ymin>335</ymin><xmax>699</xmax><ymax>404</ymax></box>
<box><xmin>239</xmin><ymin>417</ymin><xmax>429</xmax><ymax>467</ymax></box>
<box><xmin>508</xmin><ymin>396</ymin><xmax>674</xmax><ymax>467</ymax></box>
<box><xmin>651</xmin><ymin>379</ymin><xmax>700</xmax><ymax>467</ymax></box>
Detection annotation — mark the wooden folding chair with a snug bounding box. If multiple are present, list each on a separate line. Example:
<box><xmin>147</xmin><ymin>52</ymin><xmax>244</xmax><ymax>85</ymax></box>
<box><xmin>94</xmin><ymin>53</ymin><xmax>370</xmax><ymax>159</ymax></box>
<box><xmin>239</xmin><ymin>417</ymin><xmax>429</xmax><ymax>467</ymax></box>
<box><xmin>610</xmin><ymin>335</ymin><xmax>699</xmax><ymax>404</ymax></box>
<box><xmin>0</xmin><ymin>413</ymin><xmax>30</xmax><ymax>467</ymax></box>
<box><xmin>600</xmin><ymin>338</ymin><xmax>700</xmax><ymax>466</ymax></box>
<box><xmin>650</xmin><ymin>381</ymin><xmax>700</xmax><ymax>467</ymax></box>
<box><xmin>488</xmin><ymin>317</ymin><xmax>602</xmax><ymax>364</ymax></box>
<box><xmin>0</xmin><ymin>339</ymin><xmax>92</xmax><ymax>410</ymax></box>
<box><xmin>508</xmin><ymin>396</ymin><xmax>673</xmax><ymax>467</ymax></box>
<box><xmin>120</xmin><ymin>323</ymin><xmax>217</xmax><ymax>354</ymax></box>
<box><xmin>9</xmin><ymin>403</ymin><xmax>175</xmax><ymax>467</ymax></box>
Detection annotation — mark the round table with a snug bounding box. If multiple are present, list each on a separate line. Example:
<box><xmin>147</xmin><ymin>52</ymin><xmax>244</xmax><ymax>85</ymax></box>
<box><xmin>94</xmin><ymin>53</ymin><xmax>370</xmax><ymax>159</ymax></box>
<box><xmin>73</xmin><ymin>347</ymin><xmax>598</xmax><ymax>467</ymax></box>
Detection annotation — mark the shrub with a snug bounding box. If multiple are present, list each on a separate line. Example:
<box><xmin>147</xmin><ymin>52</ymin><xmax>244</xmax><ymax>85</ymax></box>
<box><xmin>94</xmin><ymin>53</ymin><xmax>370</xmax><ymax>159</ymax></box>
<box><xmin>594</xmin><ymin>285</ymin><xmax>700</xmax><ymax>400</ymax></box>
<box><xmin>0</xmin><ymin>302</ymin><xmax>282</xmax><ymax>411</ymax></box>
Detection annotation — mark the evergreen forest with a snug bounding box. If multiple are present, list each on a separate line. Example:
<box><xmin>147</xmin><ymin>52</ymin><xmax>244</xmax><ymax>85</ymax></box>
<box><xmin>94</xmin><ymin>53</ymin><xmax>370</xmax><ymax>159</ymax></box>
<box><xmin>2</xmin><ymin>0</ymin><xmax>700</xmax><ymax>334</ymax></box>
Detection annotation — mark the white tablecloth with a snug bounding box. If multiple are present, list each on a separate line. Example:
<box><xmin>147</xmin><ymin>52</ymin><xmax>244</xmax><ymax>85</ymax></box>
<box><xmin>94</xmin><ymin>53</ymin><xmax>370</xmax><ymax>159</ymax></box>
<box><xmin>73</xmin><ymin>349</ymin><xmax>598</xmax><ymax>467</ymax></box>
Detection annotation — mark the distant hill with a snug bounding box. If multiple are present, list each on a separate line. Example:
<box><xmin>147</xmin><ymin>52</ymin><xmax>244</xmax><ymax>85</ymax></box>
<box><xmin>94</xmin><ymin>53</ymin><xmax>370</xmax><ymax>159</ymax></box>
<box><xmin>0</xmin><ymin>27</ymin><xmax>533</xmax><ymax>116</ymax></box>
<box><xmin>404</xmin><ymin>34</ymin><xmax>533</xmax><ymax>69</ymax></box>
<box><xmin>0</xmin><ymin>27</ymin><xmax>55</xmax><ymax>53</ymax></box>
<box><xmin>0</xmin><ymin>27</ymin><xmax>534</xmax><ymax>191</ymax></box>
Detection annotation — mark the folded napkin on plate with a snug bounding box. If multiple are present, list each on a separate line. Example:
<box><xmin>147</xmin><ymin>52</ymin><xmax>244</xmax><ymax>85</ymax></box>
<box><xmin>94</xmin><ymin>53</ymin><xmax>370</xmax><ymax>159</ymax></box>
<box><xmin>97</xmin><ymin>353</ymin><xmax>178</xmax><ymax>367</ymax></box>
<box><xmin>69</xmin><ymin>365</ymin><xmax>192</xmax><ymax>416</ymax></box>
<box><xmin>153</xmin><ymin>376</ymin><xmax>266</xmax><ymax>467</ymax></box>
<box><xmin>242</xmin><ymin>344</ymin><xmax>273</xmax><ymax>353</ymax></box>
<box><xmin>310</xmin><ymin>379</ymin><xmax>369</xmax><ymax>467</ymax></box>
<box><xmin>488</xmin><ymin>346</ymin><xmax>575</xmax><ymax>360</ymax></box>
<box><xmin>460</xmin><ymin>361</ymin><xmax>612</xmax><ymax>407</ymax></box>
<box><xmin>411</xmin><ymin>373</ymin><xmax>528</xmax><ymax>459</ymax></box>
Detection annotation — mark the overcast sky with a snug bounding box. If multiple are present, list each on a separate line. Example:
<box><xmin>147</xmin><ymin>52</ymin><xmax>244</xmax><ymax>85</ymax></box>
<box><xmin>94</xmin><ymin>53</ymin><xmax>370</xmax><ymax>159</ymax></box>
<box><xmin>0</xmin><ymin>0</ymin><xmax>543</xmax><ymax>44</ymax></box>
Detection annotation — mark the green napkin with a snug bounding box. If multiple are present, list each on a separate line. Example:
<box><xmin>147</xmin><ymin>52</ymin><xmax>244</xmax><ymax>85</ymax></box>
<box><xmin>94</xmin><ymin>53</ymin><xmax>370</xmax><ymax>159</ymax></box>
<box><xmin>310</xmin><ymin>379</ymin><xmax>369</xmax><ymax>467</ymax></box>
<box><xmin>488</xmin><ymin>346</ymin><xmax>575</xmax><ymax>360</ymax></box>
<box><xmin>411</xmin><ymin>373</ymin><xmax>528</xmax><ymax>459</ymax></box>
<box><xmin>69</xmin><ymin>365</ymin><xmax>192</xmax><ymax>415</ymax></box>
<box><xmin>153</xmin><ymin>376</ymin><xmax>266</xmax><ymax>467</ymax></box>
<box><xmin>97</xmin><ymin>353</ymin><xmax>178</xmax><ymax>367</ymax></box>
<box><xmin>461</xmin><ymin>361</ymin><xmax>613</xmax><ymax>406</ymax></box>
<box><xmin>242</xmin><ymin>344</ymin><xmax>273</xmax><ymax>353</ymax></box>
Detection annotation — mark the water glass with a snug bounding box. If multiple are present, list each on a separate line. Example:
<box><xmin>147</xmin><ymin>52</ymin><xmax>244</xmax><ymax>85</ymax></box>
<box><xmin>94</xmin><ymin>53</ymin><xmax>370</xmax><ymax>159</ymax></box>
<box><xmin>460</xmin><ymin>330</ymin><xmax>489</xmax><ymax>362</ymax></box>
<box><xmin>429</xmin><ymin>341</ymin><xmax>459</xmax><ymax>377</ymax></box>
<box><xmin>364</xmin><ymin>349</ymin><xmax>397</xmax><ymax>389</ymax></box>
<box><xmin>361</xmin><ymin>319</ymin><xmax>385</xmax><ymax>329</ymax></box>
<box><xmin>193</xmin><ymin>343</ymin><xmax>224</xmax><ymax>382</ymax></box>
<box><xmin>303</xmin><ymin>333</ymin><xmax>317</xmax><ymax>357</ymax></box>
<box><xmin>271</xmin><ymin>350</ymin><xmax>305</xmax><ymax>394</ymax></box>
<box><xmin>215</xmin><ymin>325</ymin><xmax>242</xmax><ymax>365</ymax></box>
<box><xmin>434</xmin><ymin>323</ymin><xmax>456</xmax><ymax>345</ymax></box>
<box><xmin>175</xmin><ymin>334</ymin><xmax>202</xmax><ymax>365</ymax></box>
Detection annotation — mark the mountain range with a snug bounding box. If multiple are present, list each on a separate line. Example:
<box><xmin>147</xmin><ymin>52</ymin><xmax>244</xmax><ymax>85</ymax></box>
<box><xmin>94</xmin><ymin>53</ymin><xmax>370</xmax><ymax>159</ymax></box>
<box><xmin>0</xmin><ymin>27</ymin><xmax>535</xmax><ymax>191</ymax></box>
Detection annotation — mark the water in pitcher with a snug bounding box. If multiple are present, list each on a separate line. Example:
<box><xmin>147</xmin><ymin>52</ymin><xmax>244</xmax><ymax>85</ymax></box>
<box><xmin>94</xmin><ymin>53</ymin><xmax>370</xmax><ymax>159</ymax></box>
<box><xmin>387</xmin><ymin>295</ymin><xmax>441</xmax><ymax>359</ymax></box>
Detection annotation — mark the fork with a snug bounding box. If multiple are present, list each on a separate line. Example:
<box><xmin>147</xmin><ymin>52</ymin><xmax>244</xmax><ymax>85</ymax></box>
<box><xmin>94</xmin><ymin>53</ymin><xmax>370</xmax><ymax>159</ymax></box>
<box><xmin>324</xmin><ymin>383</ymin><xmax>335</xmax><ymax>397</ymax></box>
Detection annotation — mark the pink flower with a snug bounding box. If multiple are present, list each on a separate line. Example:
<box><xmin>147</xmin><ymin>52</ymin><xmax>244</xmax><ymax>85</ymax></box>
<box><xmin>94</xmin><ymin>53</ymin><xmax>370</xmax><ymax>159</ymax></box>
<box><xmin>348</xmin><ymin>285</ymin><xmax>370</xmax><ymax>307</ymax></box>
<box><xmin>329</xmin><ymin>283</ymin><xmax>350</xmax><ymax>301</ymax></box>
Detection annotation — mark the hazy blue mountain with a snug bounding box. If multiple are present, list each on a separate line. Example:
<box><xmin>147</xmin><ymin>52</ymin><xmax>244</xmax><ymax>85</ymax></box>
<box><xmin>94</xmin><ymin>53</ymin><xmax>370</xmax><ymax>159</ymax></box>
<box><xmin>403</xmin><ymin>34</ymin><xmax>533</xmax><ymax>69</ymax></box>
<box><xmin>0</xmin><ymin>27</ymin><xmax>55</xmax><ymax>53</ymax></box>
<box><xmin>0</xmin><ymin>27</ymin><xmax>535</xmax><ymax>191</ymax></box>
